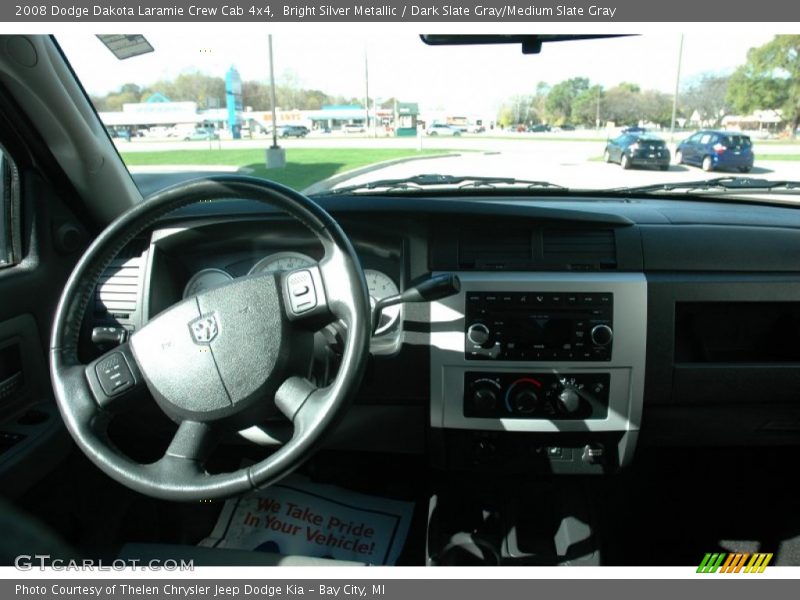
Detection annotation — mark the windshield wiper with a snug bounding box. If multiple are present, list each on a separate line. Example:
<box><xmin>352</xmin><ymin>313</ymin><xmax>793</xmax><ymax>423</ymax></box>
<box><xmin>610</xmin><ymin>176</ymin><xmax>800</xmax><ymax>195</ymax></box>
<box><xmin>324</xmin><ymin>173</ymin><xmax>568</xmax><ymax>195</ymax></box>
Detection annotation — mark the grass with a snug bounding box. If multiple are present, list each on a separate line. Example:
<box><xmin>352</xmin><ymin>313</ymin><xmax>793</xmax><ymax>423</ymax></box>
<box><xmin>121</xmin><ymin>148</ymin><xmax>453</xmax><ymax>191</ymax></box>
<box><xmin>755</xmin><ymin>154</ymin><xmax>800</xmax><ymax>161</ymax></box>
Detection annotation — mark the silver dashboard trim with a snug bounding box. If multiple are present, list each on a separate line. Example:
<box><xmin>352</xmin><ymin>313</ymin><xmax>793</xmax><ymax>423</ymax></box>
<box><xmin>430</xmin><ymin>272</ymin><xmax>647</xmax><ymax>434</ymax></box>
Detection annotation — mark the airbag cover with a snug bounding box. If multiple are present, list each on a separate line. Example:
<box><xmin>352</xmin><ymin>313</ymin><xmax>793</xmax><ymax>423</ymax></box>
<box><xmin>130</xmin><ymin>274</ymin><xmax>288</xmax><ymax>422</ymax></box>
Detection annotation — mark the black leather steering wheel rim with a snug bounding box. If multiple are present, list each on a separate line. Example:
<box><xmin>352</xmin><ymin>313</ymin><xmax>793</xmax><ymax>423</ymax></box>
<box><xmin>49</xmin><ymin>176</ymin><xmax>371</xmax><ymax>501</ymax></box>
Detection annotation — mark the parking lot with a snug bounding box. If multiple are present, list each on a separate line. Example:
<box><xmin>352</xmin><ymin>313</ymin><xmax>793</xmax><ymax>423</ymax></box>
<box><xmin>116</xmin><ymin>132</ymin><xmax>800</xmax><ymax>193</ymax></box>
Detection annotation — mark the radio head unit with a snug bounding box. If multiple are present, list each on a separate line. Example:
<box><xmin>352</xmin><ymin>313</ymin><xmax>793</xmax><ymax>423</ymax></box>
<box><xmin>465</xmin><ymin>291</ymin><xmax>613</xmax><ymax>361</ymax></box>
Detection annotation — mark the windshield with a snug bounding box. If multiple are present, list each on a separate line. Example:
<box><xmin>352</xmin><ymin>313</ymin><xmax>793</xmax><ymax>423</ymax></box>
<box><xmin>57</xmin><ymin>33</ymin><xmax>800</xmax><ymax>200</ymax></box>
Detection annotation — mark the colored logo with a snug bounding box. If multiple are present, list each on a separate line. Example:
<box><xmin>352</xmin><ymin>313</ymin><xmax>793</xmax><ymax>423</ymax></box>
<box><xmin>697</xmin><ymin>552</ymin><xmax>773</xmax><ymax>573</ymax></box>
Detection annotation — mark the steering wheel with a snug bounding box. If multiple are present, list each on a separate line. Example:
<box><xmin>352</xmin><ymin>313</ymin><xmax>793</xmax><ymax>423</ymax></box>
<box><xmin>49</xmin><ymin>176</ymin><xmax>371</xmax><ymax>501</ymax></box>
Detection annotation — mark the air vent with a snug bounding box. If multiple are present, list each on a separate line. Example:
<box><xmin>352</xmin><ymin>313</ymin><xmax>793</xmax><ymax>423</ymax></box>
<box><xmin>95</xmin><ymin>258</ymin><xmax>141</xmax><ymax>314</ymax></box>
<box><xmin>458</xmin><ymin>228</ymin><xmax>532</xmax><ymax>268</ymax></box>
<box><xmin>542</xmin><ymin>229</ymin><xmax>616</xmax><ymax>268</ymax></box>
<box><xmin>94</xmin><ymin>240</ymin><xmax>147</xmax><ymax>323</ymax></box>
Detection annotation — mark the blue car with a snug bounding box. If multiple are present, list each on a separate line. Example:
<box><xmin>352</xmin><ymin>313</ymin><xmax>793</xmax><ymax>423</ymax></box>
<box><xmin>676</xmin><ymin>130</ymin><xmax>754</xmax><ymax>173</ymax></box>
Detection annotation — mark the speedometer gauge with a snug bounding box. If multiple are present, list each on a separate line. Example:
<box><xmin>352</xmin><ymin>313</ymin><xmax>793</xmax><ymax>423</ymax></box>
<box><xmin>365</xmin><ymin>269</ymin><xmax>400</xmax><ymax>335</ymax></box>
<box><xmin>183</xmin><ymin>268</ymin><xmax>233</xmax><ymax>299</ymax></box>
<box><xmin>248</xmin><ymin>251</ymin><xmax>315</xmax><ymax>275</ymax></box>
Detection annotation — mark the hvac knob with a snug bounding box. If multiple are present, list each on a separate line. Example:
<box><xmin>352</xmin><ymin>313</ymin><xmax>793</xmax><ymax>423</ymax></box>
<box><xmin>467</xmin><ymin>322</ymin><xmax>491</xmax><ymax>347</ymax></box>
<box><xmin>590</xmin><ymin>324</ymin><xmax>613</xmax><ymax>346</ymax></box>
<box><xmin>471</xmin><ymin>386</ymin><xmax>498</xmax><ymax>412</ymax></box>
<box><xmin>557</xmin><ymin>387</ymin><xmax>581</xmax><ymax>414</ymax></box>
<box><xmin>510</xmin><ymin>387</ymin><xmax>539</xmax><ymax>414</ymax></box>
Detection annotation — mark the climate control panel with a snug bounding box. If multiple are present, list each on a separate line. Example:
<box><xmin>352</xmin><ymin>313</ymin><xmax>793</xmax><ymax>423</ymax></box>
<box><xmin>464</xmin><ymin>371</ymin><xmax>610</xmax><ymax>420</ymax></box>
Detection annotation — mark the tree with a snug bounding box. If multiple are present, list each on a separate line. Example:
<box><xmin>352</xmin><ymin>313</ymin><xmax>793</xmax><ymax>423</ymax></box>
<box><xmin>496</xmin><ymin>93</ymin><xmax>544</xmax><ymax>127</ymax></box>
<box><xmin>90</xmin><ymin>72</ymin><xmax>352</xmax><ymax>114</ymax></box>
<box><xmin>241</xmin><ymin>80</ymin><xmax>272</xmax><ymax>110</ymax></box>
<box><xmin>93</xmin><ymin>83</ymin><xmax>144</xmax><ymax>112</ymax></box>
<box><xmin>639</xmin><ymin>90</ymin><xmax>674</xmax><ymax>127</ymax></box>
<box><xmin>598</xmin><ymin>83</ymin><xmax>673</xmax><ymax>127</ymax></box>
<box><xmin>497</xmin><ymin>105</ymin><xmax>515</xmax><ymax>128</ymax></box>
<box><xmin>571</xmin><ymin>85</ymin><xmax>604</xmax><ymax>127</ymax></box>
<box><xmin>144</xmin><ymin>72</ymin><xmax>226</xmax><ymax>107</ymax></box>
<box><xmin>617</xmin><ymin>82</ymin><xmax>640</xmax><ymax>94</ymax></box>
<box><xmin>681</xmin><ymin>74</ymin><xmax>731</xmax><ymax>127</ymax></box>
<box><xmin>603</xmin><ymin>84</ymin><xmax>641</xmax><ymax>125</ymax></box>
<box><xmin>727</xmin><ymin>35</ymin><xmax>800</xmax><ymax>136</ymax></box>
<box><xmin>544</xmin><ymin>77</ymin><xmax>589</xmax><ymax>124</ymax></box>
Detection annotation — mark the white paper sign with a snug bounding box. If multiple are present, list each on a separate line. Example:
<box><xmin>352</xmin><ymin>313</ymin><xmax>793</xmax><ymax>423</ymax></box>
<box><xmin>201</xmin><ymin>474</ymin><xmax>414</xmax><ymax>565</ymax></box>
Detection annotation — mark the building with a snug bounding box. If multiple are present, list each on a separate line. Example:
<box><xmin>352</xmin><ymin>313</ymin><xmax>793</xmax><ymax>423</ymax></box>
<box><xmin>98</xmin><ymin>93</ymin><xmax>233</xmax><ymax>137</ymax></box>
<box><xmin>96</xmin><ymin>87</ymin><xmax>420</xmax><ymax>138</ymax></box>
<box><xmin>721</xmin><ymin>109</ymin><xmax>784</xmax><ymax>132</ymax></box>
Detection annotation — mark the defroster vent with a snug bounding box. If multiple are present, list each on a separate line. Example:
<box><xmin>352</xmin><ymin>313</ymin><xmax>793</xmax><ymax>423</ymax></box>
<box><xmin>542</xmin><ymin>228</ymin><xmax>616</xmax><ymax>269</ymax></box>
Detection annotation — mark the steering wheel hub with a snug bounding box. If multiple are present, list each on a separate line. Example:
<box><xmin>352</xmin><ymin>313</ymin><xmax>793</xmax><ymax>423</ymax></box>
<box><xmin>131</xmin><ymin>273</ymin><xmax>303</xmax><ymax>426</ymax></box>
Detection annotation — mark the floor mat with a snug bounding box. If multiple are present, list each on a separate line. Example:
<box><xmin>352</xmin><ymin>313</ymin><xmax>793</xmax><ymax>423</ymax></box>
<box><xmin>200</xmin><ymin>473</ymin><xmax>414</xmax><ymax>565</ymax></box>
<box><xmin>598</xmin><ymin>446</ymin><xmax>800</xmax><ymax>566</ymax></box>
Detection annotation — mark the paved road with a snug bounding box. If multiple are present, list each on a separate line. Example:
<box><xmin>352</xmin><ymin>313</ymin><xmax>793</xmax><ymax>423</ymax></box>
<box><xmin>115</xmin><ymin>133</ymin><xmax>800</xmax><ymax>156</ymax></box>
<box><xmin>118</xmin><ymin>134</ymin><xmax>800</xmax><ymax>193</ymax></box>
<box><xmin>326</xmin><ymin>152</ymin><xmax>800</xmax><ymax>193</ymax></box>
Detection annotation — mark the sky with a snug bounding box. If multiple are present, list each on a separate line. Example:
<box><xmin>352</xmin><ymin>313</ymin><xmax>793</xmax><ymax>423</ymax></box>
<box><xmin>57</xmin><ymin>32</ymin><xmax>776</xmax><ymax>116</ymax></box>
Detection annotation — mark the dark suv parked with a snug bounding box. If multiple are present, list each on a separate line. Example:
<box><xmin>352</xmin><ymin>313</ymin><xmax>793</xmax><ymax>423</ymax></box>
<box><xmin>604</xmin><ymin>132</ymin><xmax>671</xmax><ymax>170</ymax></box>
<box><xmin>676</xmin><ymin>130</ymin><xmax>754</xmax><ymax>172</ymax></box>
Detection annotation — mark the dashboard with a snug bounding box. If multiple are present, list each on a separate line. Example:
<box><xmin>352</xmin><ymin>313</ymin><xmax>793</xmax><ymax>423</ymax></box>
<box><xmin>88</xmin><ymin>191</ymin><xmax>800</xmax><ymax>476</ymax></box>
<box><xmin>143</xmin><ymin>219</ymin><xmax>407</xmax><ymax>356</ymax></box>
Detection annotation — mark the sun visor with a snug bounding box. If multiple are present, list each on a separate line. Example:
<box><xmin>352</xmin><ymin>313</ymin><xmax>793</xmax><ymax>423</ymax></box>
<box><xmin>96</xmin><ymin>34</ymin><xmax>153</xmax><ymax>60</ymax></box>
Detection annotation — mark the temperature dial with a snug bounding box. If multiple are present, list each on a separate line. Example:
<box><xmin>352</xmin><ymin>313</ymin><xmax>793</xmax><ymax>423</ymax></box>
<box><xmin>511</xmin><ymin>389</ymin><xmax>539</xmax><ymax>414</ymax></box>
<box><xmin>504</xmin><ymin>378</ymin><xmax>543</xmax><ymax>415</ymax></box>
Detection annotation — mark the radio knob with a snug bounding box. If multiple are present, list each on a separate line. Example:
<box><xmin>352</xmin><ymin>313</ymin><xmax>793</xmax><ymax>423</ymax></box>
<box><xmin>467</xmin><ymin>323</ymin><xmax>491</xmax><ymax>347</ymax></box>
<box><xmin>511</xmin><ymin>388</ymin><xmax>539</xmax><ymax>414</ymax></box>
<box><xmin>590</xmin><ymin>324</ymin><xmax>613</xmax><ymax>346</ymax></box>
<box><xmin>557</xmin><ymin>388</ymin><xmax>581</xmax><ymax>414</ymax></box>
<box><xmin>472</xmin><ymin>386</ymin><xmax>498</xmax><ymax>412</ymax></box>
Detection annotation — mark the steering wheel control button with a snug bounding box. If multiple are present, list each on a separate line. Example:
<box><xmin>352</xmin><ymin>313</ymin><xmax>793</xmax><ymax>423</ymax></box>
<box><xmin>292</xmin><ymin>284</ymin><xmax>310</xmax><ymax>297</ymax></box>
<box><xmin>95</xmin><ymin>352</ymin><xmax>134</xmax><ymax>396</ymax></box>
<box><xmin>287</xmin><ymin>270</ymin><xmax>317</xmax><ymax>314</ymax></box>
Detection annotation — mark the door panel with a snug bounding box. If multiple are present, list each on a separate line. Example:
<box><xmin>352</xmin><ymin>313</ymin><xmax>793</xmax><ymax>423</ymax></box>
<box><xmin>0</xmin><ymin>154</ymin><xmax>89</xmax><ymax>497</ymax></box>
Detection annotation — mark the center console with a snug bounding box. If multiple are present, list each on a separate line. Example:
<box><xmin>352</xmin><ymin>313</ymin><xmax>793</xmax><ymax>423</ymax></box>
<box><xmin>430</xmin><ymin>272</ymin><xmax>647</xmax><ymax>474</ymax></box>
<box><xmin>427</xmin><ymin>272</ymin><xmax>646</xmax><ymax>565</ymax></box>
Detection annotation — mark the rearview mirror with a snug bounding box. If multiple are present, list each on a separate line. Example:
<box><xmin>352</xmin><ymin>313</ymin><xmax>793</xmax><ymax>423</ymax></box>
<box><xmin>419</xmin><ymin>34</ymin><xmax>630</xmax><ymax>54</ymax></box>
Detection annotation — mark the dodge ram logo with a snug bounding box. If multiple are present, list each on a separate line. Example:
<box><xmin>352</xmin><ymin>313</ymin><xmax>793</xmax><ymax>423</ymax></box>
<box><xmin>189</xmin><ymin>314</ymin><xmax>219</xmax><ymax>344</ymax></box>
